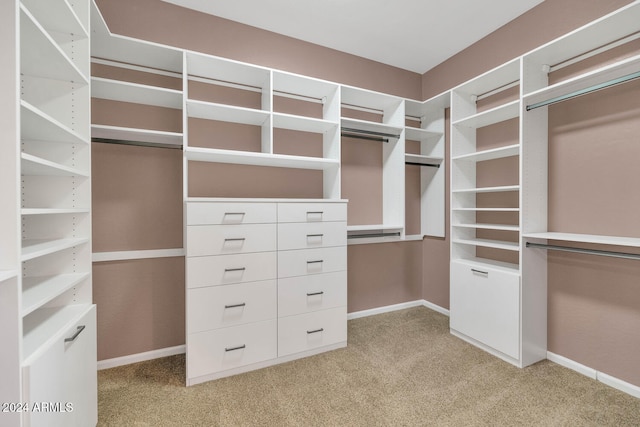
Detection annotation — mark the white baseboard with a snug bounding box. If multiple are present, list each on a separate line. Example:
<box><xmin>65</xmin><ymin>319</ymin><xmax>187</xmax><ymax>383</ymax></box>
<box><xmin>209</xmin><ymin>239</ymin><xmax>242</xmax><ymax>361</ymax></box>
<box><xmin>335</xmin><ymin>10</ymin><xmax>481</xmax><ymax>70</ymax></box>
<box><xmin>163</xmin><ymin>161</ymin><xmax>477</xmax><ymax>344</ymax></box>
<box><xmin>98</xmin><ymin>345</ymin><xmax>186</xmax><ymax>370</ymax></box>
<box><xmin>547</xmin><ymin>351</ymin><xmax>640</xmax><ymax>398</ymax></box>
<box><xmin>347</xmin><ymin>299</ymin><xmax>449</xmax><ymax>320</ymax></box>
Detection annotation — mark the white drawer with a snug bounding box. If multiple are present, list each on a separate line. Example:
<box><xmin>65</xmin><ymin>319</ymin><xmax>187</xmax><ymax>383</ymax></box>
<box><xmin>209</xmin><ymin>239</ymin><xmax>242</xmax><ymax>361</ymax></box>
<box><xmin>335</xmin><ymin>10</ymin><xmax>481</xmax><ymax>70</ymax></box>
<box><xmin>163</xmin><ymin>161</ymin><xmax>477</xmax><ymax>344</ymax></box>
<box><xmin>187</xmin><ymin>280</ymin><xmax>276</xmax><ymax>333</ymax></box>
<box><xmin>186</xmin><ymin>224</ymin><xmax>276</xmax><ymax>256</ymax></box>
<box><xmin>187</xmin><ymin>202</ymin><xmax>276</xmax><ymax>225</ymax></box>
<box><xmin>278</xmin><ymin>246</ymin><xmax>347</xmax><ymax>278</ymax></box>
<box><xmin>277</xmin><ymin>202</ymin><xmax>347</xmax><ymax>223</ymax></box>
<box><xmin>278</xmin><ymin>307</ymin><xmax>347</xmax><ymax>357</ymax></box>
<box><xmin>277</xmin><ymin>221</ymin><xmax>346</xmax><ymax>251</ymax></box>
<box><xmin>278</xmin><ymin>271</ymin><xmax>347</xmax><ymax>317</ymax></box>
<box><xmin>187</xmin><ymin>319</ymin><xmax>277</xmax><ymax>379</ymax></box>
<box><xmin>187</xmin><ymin>252</ymin><xmax>277</xmax><ymax>288</ymax></box>
<box><xmin>450</xmin><ymin>260</ymin><xmax>520</xmax><ymax>359</ymax></box>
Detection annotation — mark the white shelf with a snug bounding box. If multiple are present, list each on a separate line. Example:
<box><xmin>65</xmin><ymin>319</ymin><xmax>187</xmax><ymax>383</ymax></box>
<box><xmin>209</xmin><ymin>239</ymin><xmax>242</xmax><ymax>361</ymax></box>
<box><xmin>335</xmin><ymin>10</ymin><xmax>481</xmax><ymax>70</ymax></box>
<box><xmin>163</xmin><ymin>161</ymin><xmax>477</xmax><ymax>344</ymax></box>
<box><xmin>21</xmin><ymin>208</ymin><xmax>90</xmax><ymax>216</ymax></box>
<box><xmin>21</xmin><ymin>153</ymin><xmax>88</xmax><ymax>177</ymax></box>
<box><xmin>22</xmin><ymin>0</ymin><xmax>88</xmax><ymax>38</ymax></box>
<box><xmin>341</xmin><ymin>85</ymin><xmax>403</xmax><ymax>112</ymax></box>
<box><xmin>273</xmin><ymin>113</ymin><xmax>338</xmax><ymax>133</ymax></box>
<box><xmin>273</xmin><ymin>71</ymin><xmax>338</xmax><ymax>101</ymax></box>
<box><xmin>453</xmin><ymin>185</ymin><xmax>520</xmax><ymax>194</ymax></box>
<box><xmin>91</xmin><ymin>124</ymin><xmax>183</xmax><ymax>146</ymax></box>
<box><xmin>185</xmin><ymin>147</ymin><xmax>339</xmax><ymax>171</ymax></box>
<box><xmin>523</xmin><ymin>232</ymin><xmax>640</xmax><ymax>248</ymax></box>
<box><xmin>347</xmin><ymin>224</ymin><xmax>404</xmax><ymax>233</ymax></box>
<box><xmin>453</xmin><ymin>223</ymin><xmax>520</xmax><ymax>232</ymax></box>
<box><xmin>453</xmin><ymin>256</ymin><xmax>520</xmax><ymax>274</ymax></box>
<box><xmin>453</xmin><ymin>144</ymin><xmax>520</xmax><ymax>162</ymax></box>
<box><xmin>21</xmin><ymin>238</ymin><xmax>89</xmax><ymax>262</ymax></box>
<box><xmin>405</xmin><ymin>127</ymin><xmax>442</xmax><ymax>142</ymax></box>
<box><xmin>21</xmin><ymin>100</ymin><xmax>87</xmax><ymax>146</ymax></box>
<box><xmin>453</xmin><ymin>237</ymin><xmax>520</xmax><ymax>252</ymax></box>
<box><xmin>20</xmin><ymin>5</ymin><xmax>89</xmax><ymax>84</ymax></box>
<box><xmin>0</xmin><ymin>270</ymin><xmax>18</xmax><ymax>283</ymax></box>
<box><xmin>22</xmin><ymin>273</ymin><xmax>91</xmax><ymax>317</ymax></box>
<box><xmin>405</xmin><ymin>154</ymin><xmax>443</xmax><ymax>166</ymax></box>
<box><xmin>92</xmin><ymin>77</ymin><xmax>182</xmax><ymax>109</ymax></box>
<box><xmin>453</xmin><ymin>100</ymin><xmax>520</xmax><ymax>128</ymax></box>
<box><xmin>22</xmin><ymin>304</ymin><xmax>92</xmax><ymax>364</ymax></box>
<box><xmin>341</xmin><ymin>118</ymin><xmax>403</xmax><ymax>137</ymax></box>
<box><xmin>186</xmin><ymin>51</ymin><xmax>270</xmax><ymax>88</ymax></box>
<box><xmin>186</xmin><ymin>99</ymin><xmax>269</xmax><ymax>125</ymax></box>
<box><xmin>454</xmin><ymin>58</ymin><xmax>520</xmax><ymax>97</ymax></box>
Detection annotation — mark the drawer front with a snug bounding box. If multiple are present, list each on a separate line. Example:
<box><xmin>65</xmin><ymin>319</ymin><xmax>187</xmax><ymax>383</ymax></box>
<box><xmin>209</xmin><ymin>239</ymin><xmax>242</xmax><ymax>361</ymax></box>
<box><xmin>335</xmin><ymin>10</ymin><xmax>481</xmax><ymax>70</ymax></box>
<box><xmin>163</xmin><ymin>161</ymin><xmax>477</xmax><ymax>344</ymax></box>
<box><xmin>186</xmin><ymin>224</ymin><xmax>276</xmax><ymax>256</ymax></box>
<box><xmin>187</xmin><ymin>319</ymin><xmax>277</xmax><ymax>379</ymax></box>
<box><xmin>450</xmin><ymin>260</ymin><xmax>520</xmax><ymax>359</ymax></box>
<box><xmin>278</xmin><ymin>271</ymin><xmax>347</xmax><ymax>317</ymax></box>
<box><xmin>188</xmin><ymin>280</ymin><xmax>277</xmax><ymax>333</ymax></box>
<box><xmin>278</xmin><ymin>307</ymin><xmax>347</xmax><ymax>357</ymax></box>
<box><xmin>277</xmin><ymin>221</ymin><xmax>346</xmax><ymax>251</ymax></box>
<box><xmin>278</xmin><ymin>202</ymin><xmax>347</xmax><ymax>223</ymax></box>
<box><xmin>187</xmin><ymin>202</ymin><xmax>276</xmax><ymax>225</ymax></box>
<box><xmin>278</xmin><ymin>246</ymin><xmax>347</xmax><ymax>278</ymax></box>
<box><xmin>187</xmin><ymin>252</ymin><xmax>277</xmax><ymax>288</ymax></box>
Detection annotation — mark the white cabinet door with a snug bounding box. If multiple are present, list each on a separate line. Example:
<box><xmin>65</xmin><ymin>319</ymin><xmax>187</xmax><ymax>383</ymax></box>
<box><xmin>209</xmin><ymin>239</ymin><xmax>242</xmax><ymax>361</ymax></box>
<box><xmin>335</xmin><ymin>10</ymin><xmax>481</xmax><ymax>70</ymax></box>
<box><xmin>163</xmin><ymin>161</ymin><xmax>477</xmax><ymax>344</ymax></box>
<box><xmin>278</xmin><ymin>247</ymin><xmax>347</xmax><ymax>278</ymax></box>
<box><xmin>278</xmin><ymin>271</ymin><xmax>347</xmax><ymax>317</ymax></box>
<box><xmin>277</xmin><ymin>221</ymin><xmax>346</xmax><ymax>251</ymax></box>
<box><xmin>186</xmin><ymin>251</ymin><xmax>277</xmax><ymax>288</ymax></box>
<box><xmin>450</xmin><ymin>260</ymin><xmax>520</xmax><ymax>359</ymax></box>
<box><xmin>22</xmin><ymin>306</ymin><xmax>97</xmax><ymax>427</ymax></box>
<box><xmin>186</xmin><ymin>224</ymin><xmax>276</xmax><ymax>256</ymax></box>
<box><xmin>278</xmin><ymin>307</ymin><xmax>347</xmax><ymax>357</ymax></box>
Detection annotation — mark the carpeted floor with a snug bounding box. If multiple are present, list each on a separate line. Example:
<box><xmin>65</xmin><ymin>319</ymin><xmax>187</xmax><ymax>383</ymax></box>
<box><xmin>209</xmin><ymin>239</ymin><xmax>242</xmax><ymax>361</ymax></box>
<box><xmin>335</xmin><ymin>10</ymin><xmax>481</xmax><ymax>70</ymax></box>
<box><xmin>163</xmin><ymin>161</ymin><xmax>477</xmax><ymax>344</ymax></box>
<box><xmin>98</xmin><ymin>307</ymin><xmax>640</xmax><ymax>426</ymax></box>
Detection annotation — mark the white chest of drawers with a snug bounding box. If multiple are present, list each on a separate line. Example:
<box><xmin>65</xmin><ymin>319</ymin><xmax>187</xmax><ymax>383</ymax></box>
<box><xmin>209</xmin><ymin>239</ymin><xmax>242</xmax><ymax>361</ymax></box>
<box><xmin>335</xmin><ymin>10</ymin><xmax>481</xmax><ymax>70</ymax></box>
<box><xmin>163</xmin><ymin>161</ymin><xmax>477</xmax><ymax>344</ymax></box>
<box><xmin>185</xmin><ymin>199</ymin><xmax>347</xmax><ymax>385</ymax></box>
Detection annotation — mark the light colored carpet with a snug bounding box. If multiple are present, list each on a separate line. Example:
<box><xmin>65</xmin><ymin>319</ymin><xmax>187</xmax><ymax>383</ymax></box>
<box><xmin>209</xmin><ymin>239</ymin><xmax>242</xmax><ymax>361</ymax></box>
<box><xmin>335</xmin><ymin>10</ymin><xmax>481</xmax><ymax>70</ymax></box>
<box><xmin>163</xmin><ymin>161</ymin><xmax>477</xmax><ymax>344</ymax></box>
<box><xmin>98</xmin><ymin>307</ymin><xmax>640</xmax><ymax>426</ymax></box>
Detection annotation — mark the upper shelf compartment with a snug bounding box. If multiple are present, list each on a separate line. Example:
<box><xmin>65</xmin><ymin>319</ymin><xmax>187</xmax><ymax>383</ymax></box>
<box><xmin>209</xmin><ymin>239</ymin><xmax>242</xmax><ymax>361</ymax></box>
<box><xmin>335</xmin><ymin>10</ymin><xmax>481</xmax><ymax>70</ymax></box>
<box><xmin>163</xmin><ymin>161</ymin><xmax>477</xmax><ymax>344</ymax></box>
<box><xmin>341</xmin><ymin>86</ymin><xmax>404</xmax><ymax>135</ymax></box>
<box><xmin>272</xmin><ymin>71</ymin><xmax>340</xmax><ymax>122</ymax></box>
<box><xmin>92</xmin><ymin>77</ymin><xmax>183</xmax><ymax>109</ymax></box>
<box><xmin>22</xmin><ymin>0</ymin><xmax>88</xmax><ymax>38</ymax></box>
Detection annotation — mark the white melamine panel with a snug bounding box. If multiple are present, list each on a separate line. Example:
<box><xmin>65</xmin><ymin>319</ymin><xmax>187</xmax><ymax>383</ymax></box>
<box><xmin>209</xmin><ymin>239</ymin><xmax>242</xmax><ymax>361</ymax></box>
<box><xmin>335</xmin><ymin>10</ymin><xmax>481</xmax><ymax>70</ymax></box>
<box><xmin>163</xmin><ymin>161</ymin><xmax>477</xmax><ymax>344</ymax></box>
<box><xmin>186</xmin><ymin>99</ymin><xmax>270</xmax><ymax>124</ymax></box>
<box><xmin>450</xmin><ymin>260</ymin><xmax>520</xmax><ymax>359</ymax></box>
<box><xmin>452</xmin><ymin>237</ymin><xmax>520</xmax><ymax>252</ymax></box>
<box><xmin>91</xmin><ymin>124</ymin><xmax>183</xmax><ymax>147</ymax></box>
<box><xmin>277</xmin><ymin>221</ymin><xmax>347</xmax><ymax>251</ymax></box>
<box><xmin>21</xmin><ymin>100</ymin><xmax>86</xmax><ymax>146</ymax></box>
<box><xmin>187</xmin><ymin>202</ymin><xmax>276</xmax><ymax>225</ymax></box>
<box><xmin>341</xmin><ymin>85</ymin><xmax>403</xmax><ymax>117</ymax></box>
<box><xmin>523</xmin><ymin>232</ymin><xmax>640</xmax><ymax>248</ymax></box>
<box><xmin>21</xmin><ymin>238</ymin><xmax>89</xmax><ymax>262</ymax></box>
<box><xmin>92</xmin><ymin>77</ymin><xmax>183</xmax><ymax>109</ymax></box>
<box><xmin>405</xmin><ymin>153</ymin><xmax>443</xmax><ymax>166</ymax></box>
<box><xmin>340</xmin><ymin>118</ymin><xmax>403</xmax><ymax>137</ymax></box>
<box><xmin>186</xmin><ymin>251</ymin><xmax>277</xmax><ymax>288</ymax></box>
<box><xmin>185</xmin><ymin>147</ymin><xmax>340</xmax><ymax>170</ymax></box>
<box><xmin>186</xmin><ymin>224</ymin><xmax>276</xmax><ymax>257</ymax></box>
<box><xmin>187</xmin><ymin>280</ymin><xmax>276</xmax><ymax>333</ymax></box>
<box><xmin>452</xmin><ymin>144</ymin><xmax>520</xmax><ymax>162</ymax></box>
<box><xmin>22</xmin><ymin>0</ymin><xmax>88</xmax><ymax>37</ymax></box>
<box><xmin>187</xmin><ymin>319</ymin><xmax>277</xmax><ymax>379</ymax></box>
<box><xmin>22</xmin><ymin>273</ymin><xmax>90</xmax><ymax>316</ymax></box>
<box><xmin>272</xmin><ymin>113</ymin><xmax>337</xmax><ymax>133</ymax></box>
<box><xmin>277</xmin><ymin>202</ymin><xmax>347</xmax><ymax>223</ymax></box>
<box><xmin>452</xmin><ymin>100</ymin><xmax>520</xmax><ymax>129</ymax></box>
<box><xmin>278</xmin><ymin>246</ymin><xmax>347</xmax><ymax>278</ymax></box>
<box><xmin>186</xmin><ymin>52</ymin><xmax>270</xmax><ymax>89</ymax></box>
<box><xmin>277</xmin><ymin>306</ymin><xmax>347</xmax><ymax>357</ymax></box>
<box><xmin>278</xmin><ymin>271</ymin><xmax>347</xmax><ymax>317</ymax></box>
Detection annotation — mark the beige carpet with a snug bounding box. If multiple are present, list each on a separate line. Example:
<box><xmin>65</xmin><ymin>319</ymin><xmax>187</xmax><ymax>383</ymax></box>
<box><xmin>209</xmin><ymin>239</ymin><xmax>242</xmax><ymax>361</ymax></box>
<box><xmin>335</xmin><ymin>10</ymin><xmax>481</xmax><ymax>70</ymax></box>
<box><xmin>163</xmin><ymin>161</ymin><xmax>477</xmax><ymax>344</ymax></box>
<box><xmin>98</xmin><ymin>307</ymin><xmax>640</xmax><ymax>426</ymax></box>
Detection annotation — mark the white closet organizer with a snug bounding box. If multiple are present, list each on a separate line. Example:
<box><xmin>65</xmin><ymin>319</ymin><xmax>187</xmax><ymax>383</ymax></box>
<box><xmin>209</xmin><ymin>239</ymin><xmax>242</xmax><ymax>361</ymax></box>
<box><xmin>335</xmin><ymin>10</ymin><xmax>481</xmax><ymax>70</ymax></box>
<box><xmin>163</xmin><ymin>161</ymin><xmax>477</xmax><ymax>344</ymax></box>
<box><xmin>1</xmin><ymin>0</ymin><xmax>97</xmax><ymax>425</ymax></box>
<box><xmin>185</xmin><ymin>199</ymin><xmax>347</xmax><ymax>385</ymax></box>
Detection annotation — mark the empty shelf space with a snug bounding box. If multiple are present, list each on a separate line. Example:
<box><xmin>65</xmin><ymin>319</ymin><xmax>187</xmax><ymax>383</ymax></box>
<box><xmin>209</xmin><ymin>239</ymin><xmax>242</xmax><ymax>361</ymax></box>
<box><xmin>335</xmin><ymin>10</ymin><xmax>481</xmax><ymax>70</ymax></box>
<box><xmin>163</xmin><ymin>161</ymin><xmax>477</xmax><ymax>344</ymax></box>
<box><xmin>21</xmin><ymin>153</ymin><xmax>88</xmax><ymax>177</ymax></box>
<box><xmin>453</xmin><ymin>223</ymin><xmax>520</xmax><ymax>232</ymax></box>
<box><xmin>186</xmin><ymin>52</ymin><xmax>270</xmax><ymax>90</ymax></box>
<box><xmin>453</xmin><ymin>237</ymin><xmax>520</xmax><ymax>251</ymax></box>
<box><xmin>185</xmin><ymin>147</ymin><xmax>339</xmax><ymax>170</ymax></box>
<box><xmin>0</xmin><ymin>270</ymin><xmax>18</xmax><ymax>283</ymax></box>
<box><xmin>453</xmin><ymin>144</ymin><xmax>520</xmax><ymax>162</ymax></box>
<box><xmin>523</xmin><ymin>232</ymin><xmax>640</xmax><ymax>248</ymax></box>
<box><xmin>22</xmin><ymin>273</ymin><xmax>91</xmax><ymax>317</ymax></box>
<box><xmin>22</xmin><ymin>304</ymin><xmax>92</xmax><ymax>364</ymax></box>
<box><xmin>21</xmin><ymin>208</ymin><xmax>90</xmax><ymax>216</ymax></box>
<box><xmin>273</xmin><ymin>113</ymin><xmax>338</xmax><ymax>133</ymax></box>
<box><xmin>405</xmin><ymin>127</ymin><xmax>442</xmax><ymax>142</ymax></box>
<box><xmin>21</xmin><ymin>237</ymin><xmax>89</xmax><ymax>262</ymax></box>
<box><xmin>92</xmin><ymin>77</ymin><xmax>183</xmax><ymax>109</ymax></box>
<box><xmin>20</xmin><ymin>5</ymin><xmax>89</xmax><ymax>84</ymax></box>
<box><xmin>453</xmin><ymin>256</ymin><xmax>520</xmax><ymax>274</ymax></box>
<box><xmin>453</xmin><ymin>185</ymin><xmax>520</xmax><ymax>194</ymax></box>
<box><xmin>341</xmin><ymin>118</ymin><xmax>403</xmax><ymax>138</ymax></box>
<box><xmin>22</xmin><ymin>0</ymin><xmax>88</xmax><ymax>37</ymax></box>
<box><xmin>92</xmin><ymin>124</ymin><xmax>183</xmax><ymax>147</ymax></box>
<box><xmin>21</xmin><ymin>100</ymin><xmax>87</xmax><ymax>145</ymax></box>
<box><xmin>405</xmin><ymin>154</ymin><xmax>443</xmax><ymax>167</ymax></box>
<box><xmin>452</xmin><ymin>100</ymin><xmax>520</xmax><ymax>128</ymax></box>
<box><xmin>186</xmin><ymin>99</ymin><xmax>269</xmax><ymax>125</ymax></box>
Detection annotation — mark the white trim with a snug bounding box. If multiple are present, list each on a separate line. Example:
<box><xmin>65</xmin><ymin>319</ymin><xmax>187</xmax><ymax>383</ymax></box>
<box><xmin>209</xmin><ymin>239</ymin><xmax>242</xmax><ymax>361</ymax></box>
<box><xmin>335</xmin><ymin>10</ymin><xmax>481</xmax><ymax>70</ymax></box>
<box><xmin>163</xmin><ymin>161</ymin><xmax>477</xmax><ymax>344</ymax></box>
<box><xmin>98</xmin><ymin>345</ymin><xmax>185</xmax><ymax>370</ymax></box>
<box><xmin>92</xmin><ymin>248</ymin><xmax>185</xmax><ymax>262</ymax></box>
<box><xmin>421</xmin><ymin>299</ymin><xmax>450</xmax><ymax>316</ymax></box>
<box><xmin>547</xmin><ymin>351</ymin><xmax>640</xmax><ymax>399</ymax></box>
<box><xmin>347</xmin><ymin>299</ymin><xmax>450</xmax><ymax>320</ymax></box>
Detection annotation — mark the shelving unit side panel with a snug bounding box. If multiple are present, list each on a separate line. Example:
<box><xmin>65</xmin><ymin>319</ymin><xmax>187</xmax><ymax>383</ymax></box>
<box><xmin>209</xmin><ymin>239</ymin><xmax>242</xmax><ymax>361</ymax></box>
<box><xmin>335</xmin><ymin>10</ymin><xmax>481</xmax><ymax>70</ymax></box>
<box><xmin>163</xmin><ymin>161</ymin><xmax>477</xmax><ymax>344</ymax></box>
<box><xmin>521</xmin><ymin>106</ymin><xmax>548</xmax><ymax>235</ymax></box>
<box><xmin>0</xmin><ymin>277</ymin><xmax>21</xmax><ymax>422</ymax></box>
<box><xmin>422</xmin><ymin>109</ymin><xmax>446</xmax><ymax>237</ymax></box>
<box><xmin>382</xmin><ymin>134</ymin><xmax>405</xmax><ymax>235</ymax></box>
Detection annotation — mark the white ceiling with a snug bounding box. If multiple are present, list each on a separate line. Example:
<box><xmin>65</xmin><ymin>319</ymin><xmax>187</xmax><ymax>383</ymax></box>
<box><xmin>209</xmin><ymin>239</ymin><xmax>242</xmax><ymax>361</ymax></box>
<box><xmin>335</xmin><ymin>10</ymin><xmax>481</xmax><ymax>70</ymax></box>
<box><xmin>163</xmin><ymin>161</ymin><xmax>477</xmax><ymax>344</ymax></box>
<box><xmin>161</xmin><ymin>0</ymin><xmax>544</xmax><ymax>74</ymax></box>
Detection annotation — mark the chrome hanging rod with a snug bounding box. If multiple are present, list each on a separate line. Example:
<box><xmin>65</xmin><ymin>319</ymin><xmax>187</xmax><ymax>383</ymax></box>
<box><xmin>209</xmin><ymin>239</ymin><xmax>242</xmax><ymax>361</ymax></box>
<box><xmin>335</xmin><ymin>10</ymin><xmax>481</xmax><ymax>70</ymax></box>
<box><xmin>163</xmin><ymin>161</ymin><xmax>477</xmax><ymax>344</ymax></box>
<box><xmin>341</xmin><ymin>127</ymin><xmax>400</xmax><ymax>139</ymax></box>
<box><xmin>347</xmin><ymin>231</ymin><xmax>401</xmax><ymax>239</ymax></box>
<box><xmin>92</xmin><ymin>138</ymin><xmax>183</xmax><ymax>150</ymax></box>
<box><xmin>476</xmin><ymin>80</ymin><xmax>519</xmax><ymax>102</ymax></box>
<box><xmin>91</xmin><ymin>57</ymin><xmax>182</xmax><ymax>79</ymax></box>
<box><xmin>525</xmin><ymin>242</ymin><xmax>640</xmax><ymax>261</ymax></box>
<box><xmin>405</xmin><ymin>161</ymin><xmax>440</xmax><ymax>168</ymax></box>
<box><xmin>342</xmin><ymin>132</ymin><xmax>389</xmax><ymax>143</ymax></box>
<box><xmin>341</xmin><ymin>103</ymin><xmax>384</xmax><ymax>116</ymax></box>
<box><xmin>526</xmin><ymin>70</ymin><xmax>640</xmax><ymax>111</ymax></box>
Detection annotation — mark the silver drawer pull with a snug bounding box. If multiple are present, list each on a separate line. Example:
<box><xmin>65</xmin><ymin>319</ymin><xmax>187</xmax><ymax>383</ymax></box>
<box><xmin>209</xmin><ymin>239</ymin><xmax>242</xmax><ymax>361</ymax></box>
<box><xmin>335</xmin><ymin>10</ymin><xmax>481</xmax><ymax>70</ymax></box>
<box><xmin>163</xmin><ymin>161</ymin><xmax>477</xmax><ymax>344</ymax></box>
<box><xmin>307</xmin><ymin>211</ymin><xmax>323</xmax><ymax>215</ymax></box>
<box><xmin>471</xmin><ymin>268</ymin><xmax>489</xmax><ymax>276</ymax></box>
<box><xmin>64</xmin><ymin>325</ymin><xmax>86</xmax><ymax>343</ymax></box>
<box><xmin>225</xmin><ymin>344</ymin><xmax>246</xmax><ymax>352</ymax></box>
<box><xmin>224</xmin><ymin>303</ymin><xmax>246</xmax><ymax>309</ymax></box>
<box><xmin>307</xmin><ymin>328</ymin><xmax>324</xmax><ymax>334</ymax></box>
<box><xmin>224</xmin><ymin>212</ymin><xmax>245</xmax><ymax>216</ymax></box>
<box><xmin>307</xmin><ymin>291</ymin><xmax>324</xmax><ymax>296</ymax></box>
<box><xmin>224</xmin><ymin>267</ymin><xmax>246</xmax><ymax>272</ymax></box>
<box><xmin>307</xmin><ymin>260</ymin><xmax>323</xmax><ymax>264</ymax></box>
<box><xmin>224</xmin><ymin>238</ymin><xmax>246</xmax><ymax>242</ymax></box>
<box><xmin>307</xmin><ymin>234</ymin><xmax>324</xmax><ymax>238</ymax></box>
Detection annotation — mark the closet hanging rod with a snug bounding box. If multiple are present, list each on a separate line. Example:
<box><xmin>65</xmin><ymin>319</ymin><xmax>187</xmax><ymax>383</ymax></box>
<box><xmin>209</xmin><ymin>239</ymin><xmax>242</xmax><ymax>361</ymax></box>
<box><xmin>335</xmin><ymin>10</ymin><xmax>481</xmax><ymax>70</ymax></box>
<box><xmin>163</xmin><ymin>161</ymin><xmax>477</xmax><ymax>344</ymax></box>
<box><xmin>341</xmin><ymin>133</ymin><xmax>389</xmax><ymax>143</ymax></box>
<box><xmin>526</xmin><ymin>70</ymin><xmax>640</xmax><ymax>111</ymax></box>
<box><xmin>91</xmin><ymin>57</ymin><xmax>182</xmax><ymax>79</ymax></box>
<box><xmin>189</xmin><ymin>74</ymin><xmax>263</xmax><ymax>94</ymax></box>
<box><xmin>525</xmin><ymin>242</ymin><xmax>640</xmax><ymax>261</ymax></box>
<box><xmin>92</xmin><ymin>138</ymin><xmax>183</xmax><ymax>150</ymax></box>
<box><xmin>341</xmin><ymin>127</ymin><xmax>400</xmax><ymax>139</ymax></box>
<box><xmin>405</xmin><ymin>161</ymin><xmax>440</xmax><ymax>168</ymax></box>
<box><xmin>476</xmin><ymin>80</ymin><xmax>519</xmax><ymax>102</ymax></box>
<box><xmin>347</xmin><ymin>232</ymin><xmax>401</xmax><ymax>239</ymax></box>
<box><xmin>341</xmin><ymin>103</ymin><xmax>384</xmax><ymax>115</ymax></box>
